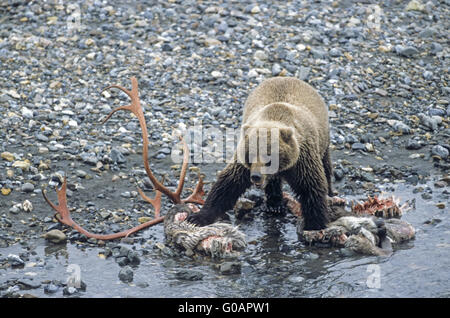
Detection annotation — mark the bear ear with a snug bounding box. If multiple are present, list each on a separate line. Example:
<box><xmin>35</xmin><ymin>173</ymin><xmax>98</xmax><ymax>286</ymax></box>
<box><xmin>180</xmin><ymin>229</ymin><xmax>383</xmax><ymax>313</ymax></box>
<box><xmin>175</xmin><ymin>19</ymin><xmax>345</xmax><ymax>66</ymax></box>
<box><xmin>280</xmin><ymin>127</ymin><xmax>295</xmax><ymax>143</ymax></box>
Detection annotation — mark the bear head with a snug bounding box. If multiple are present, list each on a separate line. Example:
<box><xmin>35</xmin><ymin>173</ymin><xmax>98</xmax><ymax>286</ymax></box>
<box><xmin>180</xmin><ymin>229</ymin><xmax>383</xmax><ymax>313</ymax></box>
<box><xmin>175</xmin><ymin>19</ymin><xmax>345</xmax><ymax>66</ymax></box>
<box><xmin>236</xmin><ymin>122</ymin><xmax>299</xmax><ymax>188</ymax></box>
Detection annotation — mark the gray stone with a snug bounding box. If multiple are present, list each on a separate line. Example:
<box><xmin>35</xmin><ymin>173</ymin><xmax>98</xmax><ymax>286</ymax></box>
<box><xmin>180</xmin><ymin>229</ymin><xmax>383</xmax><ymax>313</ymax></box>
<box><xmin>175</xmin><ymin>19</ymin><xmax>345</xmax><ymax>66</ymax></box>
<box><xmin>21</xmin><ymin>182</ymin><xmax>35</xmax><ymax>193</ymax></box>
<box><xmin>110</xmin><ymin>148</ymin><xmax>126</xmax><ymax>164</ymax></box>
<box><xmin>42</xmin><ymin>229</ymin><xmax>67</xmax><ymax>244</ymax></box>
<box><xmin>298</xmin><ymin>66</ymin><xmax>311</xmax><ymax>81</ymax></box>
<box><xmin>118</xmin><ymin>267</ymin><xmax>134</xmax><ymax>283</ymax></box>
<box><xmin>431</xmin><ymin>145</ymin><xmax>449</xmax><ymax>159</ymax></box>
<box><xmin>44</xmin><ymin>283</ymin><xmax>59</xmax><ymax>294</ymax></box>
<box><xmin>219</xmin><ymin>262</ymin><xmax>241</xmax><ymax>275</ymax></box>
<box><xmin>175</xmin><ymin>269</ymin><xmax>204</xmax><ymax>281</ymax></box>
<box><xmin>272</xmin><ymin>63</ymin><xmax>282</xmax><ymax>76</ymax></box>
<box><xmin>395</xmin><ymin>45</ymin><xmax>419</xmax><ymax>57</ymax></box>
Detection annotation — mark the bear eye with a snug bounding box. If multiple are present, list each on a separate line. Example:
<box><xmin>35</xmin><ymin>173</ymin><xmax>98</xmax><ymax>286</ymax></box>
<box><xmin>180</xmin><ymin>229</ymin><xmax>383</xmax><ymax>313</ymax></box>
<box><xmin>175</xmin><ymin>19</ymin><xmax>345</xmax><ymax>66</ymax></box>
<box><xmin>265</xmin><ymin>160</ymin><xmax>272</xmax><ymax>167</ymax></box>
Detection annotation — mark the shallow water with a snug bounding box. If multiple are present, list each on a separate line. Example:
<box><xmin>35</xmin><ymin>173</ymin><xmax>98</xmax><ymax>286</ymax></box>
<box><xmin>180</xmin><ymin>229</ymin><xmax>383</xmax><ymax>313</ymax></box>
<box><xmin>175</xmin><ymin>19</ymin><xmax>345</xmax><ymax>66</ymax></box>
<box><xmin>0</xmin><ymin>181</ymin><xmax>448</xmax><ymax>298</ymax></box>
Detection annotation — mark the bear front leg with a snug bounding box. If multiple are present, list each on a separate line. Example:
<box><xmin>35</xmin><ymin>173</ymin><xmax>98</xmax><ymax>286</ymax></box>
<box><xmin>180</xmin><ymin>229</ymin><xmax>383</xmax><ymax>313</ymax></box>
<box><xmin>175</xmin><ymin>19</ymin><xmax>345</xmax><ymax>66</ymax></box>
<box><xmin>322</xmin><ymin>147</ymin><xmax>334</xmax><ymax>197</ymax></box>
<box><xmin>282</xmin><ymin>160</ymin><xmax>329</xmax><ymax>230</ymax></box>
<box><xmin>187</xmin><ymin>162</ymin><xmax>251</xmax><ymax>226</ymax></box>
<box><xmin>264</xmin><ymin>177</ymin><xmax>285</xmax><ymax>214</ymax></box>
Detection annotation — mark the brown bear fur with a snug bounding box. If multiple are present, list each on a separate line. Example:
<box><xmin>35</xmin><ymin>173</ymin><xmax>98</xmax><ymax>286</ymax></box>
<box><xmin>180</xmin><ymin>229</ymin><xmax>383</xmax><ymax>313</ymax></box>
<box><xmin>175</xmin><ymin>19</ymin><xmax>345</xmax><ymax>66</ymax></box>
<box><xmin>187</xmin><ymin>77</ymin><xmax>333</xmax><ymax>230</ymax></box>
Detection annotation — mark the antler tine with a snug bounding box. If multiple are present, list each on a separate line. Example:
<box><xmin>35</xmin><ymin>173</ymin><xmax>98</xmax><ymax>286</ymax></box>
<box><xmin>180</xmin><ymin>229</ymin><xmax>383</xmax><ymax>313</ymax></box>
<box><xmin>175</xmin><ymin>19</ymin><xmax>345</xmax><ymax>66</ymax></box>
<box><xmin>102</xmin><ymin>76</ymin><xmax>178</xmax><ymax>203</ymax></box>
<box><xmin>173</xmin><ymin>136</ymin><xmax>205</xmax><ymax>204</ymax></box>
<box><xmin>183</xmin><ymin>175</ymin><xmax>205</xmax><ymax>205</ymax></box>
<box><xmin>41</xmin><ymin>76</ymin><xmax>207</xmax><ymax>241</ymax></box>
<box><xmin>42</xmin><ymin>177</ymin><xmax>164</xmax><ymax>240</ymax></box>
<box><xmin>174</xmin><ymin>136</ymin><xmax>189</xmax><ymax>197</ymax></box>
<box><xmin>137</xmin><ymin>188</ymin><xmax>162</xmax><ymax>218</ymax></box>
<box><xmin>137</xmin><ymin>175</ymin><xmax>166</xmax><ymax>218</ymax></box>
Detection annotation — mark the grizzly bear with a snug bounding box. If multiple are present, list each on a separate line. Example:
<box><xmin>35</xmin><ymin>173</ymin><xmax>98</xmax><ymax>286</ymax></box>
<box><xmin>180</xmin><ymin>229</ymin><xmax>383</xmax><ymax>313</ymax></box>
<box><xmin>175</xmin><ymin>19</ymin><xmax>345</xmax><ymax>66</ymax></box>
<box><xmin>187</xmin><ymin>77</ymin><xmax>332</xmax><ymax>230</ymax></box>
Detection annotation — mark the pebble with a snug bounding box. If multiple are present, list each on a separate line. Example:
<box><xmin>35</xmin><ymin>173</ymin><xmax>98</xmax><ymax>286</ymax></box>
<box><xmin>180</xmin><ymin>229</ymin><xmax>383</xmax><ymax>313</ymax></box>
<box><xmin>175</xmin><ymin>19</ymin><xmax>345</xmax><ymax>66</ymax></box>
<box><xmin>42</xmin><ymin>230</ymin><xmax>67</xmax><ymax>244</ymax></box>
<box><xmin>1</xmin><ymin>151</ymin><xmax>15</xmax><ymax>162</ymax></box>
<box><xmin>17</xmin><ymin>279</ymin><xmax>41</xmax><ymax>290</ymax></box>
<box><xmin>110</xmin><ymin>148</ymin><xmax>126</xmax><ymax>164</ymax></box>
<box><xmin>387</xmin><ymin>120</ymin><xmax>412</xmax><ymax>134</ymax></box>
<box><xmin>118</xmin><ymin>267</ymin><xmax>134</xmax><ymax>283</ymax></box>
<box><xmin>175</xmin><ymin>269</ymin><xmax>204</xmax><ymax>281</ymax></box>
<box><xmin>44</xmin><ymin>284</ymin><xmax>59</xmax><ymax>294</ymax></box>
<box><xmin>406</xmin><ymin>139</ymin><xmax>423</xmax><ymax>150</ymax></box>
<box><xmin>219</xmin><ymin>262</ymin><xmax>241</xmax><ymax>275</ymax></box>
<box><xmin>431</xmin><ymin>145</ymin><xmax>449</xmax><ymax>160</ymax></box>
<box><xmin>254</xmin><ymin>50</ymin><xmax>268</xmax><ymax>61</ymax></box>
<box><xmin>21</xmin><ymin>183</ymin><xmax>35</xmax><ymax>193</ymax></box>
<box><xmin>395</xmin><ymin>45</ymin><xmax>419</xmax><ymax>57</ymax></box>
<box><xmin>8</xmin><ymin>254</ymin><xmax>25</xmax><ymax>267</ymax></box>
<box><xmin>63</xmin><ymin>286</ymin><xmax>78</xmax><ymax>296</ymax></box>
<box><xmin>12</xmin><ymin>160</ymin><xmax>31</xmax><ymax>171</ymax></box>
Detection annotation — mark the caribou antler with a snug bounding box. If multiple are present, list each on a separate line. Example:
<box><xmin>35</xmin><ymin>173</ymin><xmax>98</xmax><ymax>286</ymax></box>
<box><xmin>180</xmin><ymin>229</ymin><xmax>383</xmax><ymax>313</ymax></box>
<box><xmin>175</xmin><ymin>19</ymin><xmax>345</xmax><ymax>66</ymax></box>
<box><xmin>42</xmin><ymin>77</ymin><xmax>205</xmax><ymax>240</ymax></box>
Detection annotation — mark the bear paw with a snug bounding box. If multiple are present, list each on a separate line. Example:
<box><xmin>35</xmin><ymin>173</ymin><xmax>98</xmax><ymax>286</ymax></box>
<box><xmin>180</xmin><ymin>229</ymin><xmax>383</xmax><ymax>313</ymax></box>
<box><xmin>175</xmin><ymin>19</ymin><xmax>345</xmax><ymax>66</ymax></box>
<box><xmin>262</xmin><ymin>200</ymin><xmax>288</xmax><ymax>215</ymax></box>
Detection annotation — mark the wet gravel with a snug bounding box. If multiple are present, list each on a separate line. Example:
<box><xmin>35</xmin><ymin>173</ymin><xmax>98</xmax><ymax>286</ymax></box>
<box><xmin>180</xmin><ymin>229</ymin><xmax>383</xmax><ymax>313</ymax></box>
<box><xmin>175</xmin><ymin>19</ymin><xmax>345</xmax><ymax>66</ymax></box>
<box><xmin>0</xmin><ymin>0</ymin><xmax>449</xmax><ymax>298</ymax></box>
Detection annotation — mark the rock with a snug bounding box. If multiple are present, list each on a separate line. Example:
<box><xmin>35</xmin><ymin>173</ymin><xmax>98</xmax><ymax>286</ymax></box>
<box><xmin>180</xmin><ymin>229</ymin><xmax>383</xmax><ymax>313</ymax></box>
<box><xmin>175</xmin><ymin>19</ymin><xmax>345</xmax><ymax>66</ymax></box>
<box><xmin>116</xmin><ymin>256</ymin><xmax>129</xmax><ymax>266</ymax></box>
<box><xmin>138</xmin><ymin>216</ymin><xmax>152</xmax><ymax>224</ymax></box>
<box><xmin>127</xmin><ymin>251</ymin><xmax>141</xmax><ymax>265</ymax></box>
<box><xmin>387</xmin><ymin>120</ymin><xmax>412</xmax><ymax>134</ymax></box>
<box><xmin>1</xmin><ymin>188</ymin><xmax>12</xmax><ymax>196</ymax></box>
<box><xmin>375</xmin><ymin>88</ymin><xmax>388</xmax><ymax>97</ymax></box>
<box><xmin>44</xmin><ymin>283</ymin><xmax>59</xmax><ymax>294</ymax></box>
<box><xmin>42</xmin><ymin>230</ymin><xmax>67</xmax><ymax>244</ymax></box>
<box><xmin>406</xmin><ymin>0</ymin><xmax>426</xmax><ymax>12</ymax></box>
<box><xmin>298</xmin><ymin>66</ymin><xmax>311</xmax><ymax>81</ymax></box>
<box><xmin>12</xmin><ymin>160</ymin><xmax>31</xmax><ymax>171</ymax></box>
<box><xmin>219</xmin><ymin>262</ymin><xmax>241</xmax><ymax>275</ymax></box>
<box><xmin>254</xmin><ymin>50</ymin><xmax>268</xmax><ymax>61</ymax></box>
<box><xmin>418</xmin><ymin>113</ymin><xmax>440</xmax><ymax>131</ymax></box>
<box><xmin>21</xmin><ymin>107</ymin><xmax>34</xmax><ymax>119</ymax></box>
<box><xmin>351</xmin><ymin>143</ymin><xmax>366</xmax><ymax>151</ymax></box>
<box><xmin>211</xmin><ymin>70</ymin><xmax>223</xmax><ymax>78</ymax></box>
<box><xmin>430</xmin><ymin>42</ymin><xmax>443</xmax><ymax>54</ymax></box>
<box><xmin>8</xmin><ymin>254</ymin><xmax>25</xmax><ymax>267</ymax></box>
<box><xmin>395</xmin><ymin>45</ymin><xmax>419</xmax><ymax>57</ymax></box>
<box><xmin>329</xmin><ymin>47</ymin><xmax>341</xmax><ymax>57</ymax></box>
<box><xmin>118</xmin><ymin>267</ymin><xmax>134</xmax><ymax>283</ymax></box>
<box><xmin>17</xmin><ymin>279</ymin><xmax>41</xmax><ymax>290</ymax></box>
<box><xmin>75</xmin><ymin>170</ymin><xmax>87</xmax><ymax>178</ymax></box>
<box><xmin>175</xmin><ymin>269</ymin><xmax>204</xmax><ymax>281</ymax></box>
<box><xmin>247</xmin><ymin>69</ymin><xmax>258</xmax><ymax>78</ymax></box>
<box><xmin>406</xmin><ymin>139</ymin><xmax>423</xmax><ymax>150</ymax></box>
<box><xmin>204</xmin><ymin>38</ymin><xmax>221</xmax><ymax>46</ymax></box>
<box><xmin>161</xmin><ymin>43</ymin><xmax>173</xmax><ymax>52</ymax></box>
<box><xmin>272</xmin><ymin>63</ymin><xmax>282</xmax><ymax>76</ymax></box>
<box><xmin>431</xmin><ymin>145</ymin><xmax>449</xmax><ymax>159</ymax></box>
<box><xmin>1</xmin><ymin>151</ymin><xmax>15</xmax><ymax>162</ymax></box>
<box><xmin>63</xmin><ymin>286</ymin><xmax>78</xmax><ymax>295</ymax></box>
<box><xmin>435</xmin><ymin>202</ymin><xmax>445</xmax><ymax>209</ymax></box>
<box><xmin>110</xmin><ymin>148</ymin><xmax>126</xmax><ymax>164</ymax></box>
<box><xmin>418</xmin><ymin>28</ymin><xmax>436</xmax><ymax>38</ymax></box>
<box><xmin>21</xmin><ymin>183</ymin><xmax>35</xmax><ymax>193</ymax></box>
